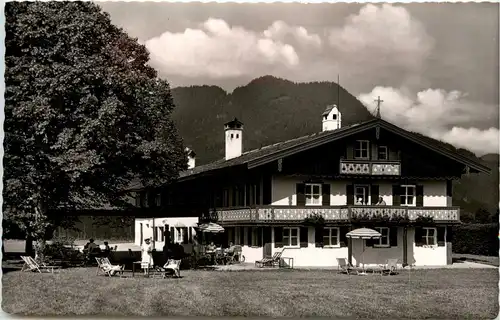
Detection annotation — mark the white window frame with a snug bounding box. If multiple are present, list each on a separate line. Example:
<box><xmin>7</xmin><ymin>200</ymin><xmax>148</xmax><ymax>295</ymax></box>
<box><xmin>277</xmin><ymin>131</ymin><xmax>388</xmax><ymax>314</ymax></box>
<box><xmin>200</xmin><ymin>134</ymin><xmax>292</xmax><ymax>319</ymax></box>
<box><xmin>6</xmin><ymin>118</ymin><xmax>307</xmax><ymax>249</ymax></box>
<box><xmin>378</xmin><ymin>146</ymin><xmax>388</xmax><ymax>160</ymax></box>
<box><xmin>354</xmin><ymin>140</ymin><xmax>370</xmax><ymax>160</ymax></box>
<box><xmin>374</xmin><ymin>227</ymin><xmax>390</xmax><ymax>248</ymax></box>
<box><xmin>251</xmin><ymin>227</ymin><xmax>259</xmax><ymax>247</ymax></box>
<box><xmin>401</xmin><ymin>185</ymin><xmax>416</xmax><ymax>207</ymax></box>
<box><xmin>305</xmin><ymin>183</ymin><xmax>322</xmax><ymax>206</ymax></box>
<box><xmin>175</xmin><ymin>227</ymin><xmax>183</xmax><ymax>243</ymax></box>
<box><xmin>354</xmin><ymin>184</ymin><xmax>370</xmax><ymax>205</ymax></box>
<box><xmin>283</xmin><ymin>227</ymin><xmax>300</xmax><ymax>248</ymax></box>
<box><xmin>323</xmin><ymin>227</ymin><xmax>340</xmax><ymax>247</ymax></box>
<box><xmin>423</xmin><ymin>227</ymin><xmax>437</xmax><ymax>246</ymax></box>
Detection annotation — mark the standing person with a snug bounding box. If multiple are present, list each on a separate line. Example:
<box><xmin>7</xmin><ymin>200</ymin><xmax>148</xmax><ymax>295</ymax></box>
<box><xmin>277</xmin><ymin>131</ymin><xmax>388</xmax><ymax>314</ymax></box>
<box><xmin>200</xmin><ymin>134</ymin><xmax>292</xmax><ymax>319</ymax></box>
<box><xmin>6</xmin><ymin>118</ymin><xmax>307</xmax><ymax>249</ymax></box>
<box><xmin>141</xmin><ymin>238</ymin><xmax>154</xmax><ymax>274</ymax></box>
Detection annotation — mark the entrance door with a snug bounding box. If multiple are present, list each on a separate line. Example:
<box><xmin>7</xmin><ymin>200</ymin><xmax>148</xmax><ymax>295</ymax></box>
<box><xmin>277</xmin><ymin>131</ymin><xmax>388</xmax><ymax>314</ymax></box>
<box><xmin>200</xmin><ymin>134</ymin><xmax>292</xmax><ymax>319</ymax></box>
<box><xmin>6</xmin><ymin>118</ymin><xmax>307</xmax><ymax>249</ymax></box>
<box><xmin>262</xmin><ymin>227</ymin><xmax>272</xmax><ymax>257</ymax></box>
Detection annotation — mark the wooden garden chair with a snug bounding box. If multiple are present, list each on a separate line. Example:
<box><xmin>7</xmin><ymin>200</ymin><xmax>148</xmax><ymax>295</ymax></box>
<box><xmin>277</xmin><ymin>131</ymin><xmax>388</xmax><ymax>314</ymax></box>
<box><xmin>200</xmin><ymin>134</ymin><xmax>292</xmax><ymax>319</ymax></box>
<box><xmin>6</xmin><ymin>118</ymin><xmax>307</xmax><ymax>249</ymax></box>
<box><xmin>95</xmin><ymin>257</ymin><xmax>125</xmax><ymax>277</ymax></box>
<box><xmin>336</xmin><ymin>258</ymin><xmax>359</xmax><ymax>275</ymax></box>
<box><xmin>21</xmin><ymin>256</ymin><xmax>60</xmax><ymax>273</ymax></box>
<box><xmin>255</xmin><ymin>250</ymin><xmax>283</xmax><ymax>268</ymax></box>
<box><xmin>382</xmin><ymin>259</ymin><xmax>399</xmax><ymax>275</ymax></box>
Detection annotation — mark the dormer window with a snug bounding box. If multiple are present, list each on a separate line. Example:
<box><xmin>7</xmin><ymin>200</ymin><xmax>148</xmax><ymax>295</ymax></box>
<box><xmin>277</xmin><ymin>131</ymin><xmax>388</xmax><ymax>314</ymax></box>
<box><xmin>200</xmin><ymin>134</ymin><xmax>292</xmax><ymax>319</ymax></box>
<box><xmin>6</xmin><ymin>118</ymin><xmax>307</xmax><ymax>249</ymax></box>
<box><xmin>354</xmin><ymin>140</ymin><xmax>370</xmax><ymax>159</ymax></box>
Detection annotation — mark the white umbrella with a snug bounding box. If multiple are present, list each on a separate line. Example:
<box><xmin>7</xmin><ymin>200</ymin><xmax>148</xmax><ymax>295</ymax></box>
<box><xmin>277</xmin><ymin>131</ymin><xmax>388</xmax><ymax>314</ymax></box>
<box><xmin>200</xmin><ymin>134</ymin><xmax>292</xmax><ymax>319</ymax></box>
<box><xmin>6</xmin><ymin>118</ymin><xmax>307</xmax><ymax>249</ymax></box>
<box><xmin>196</xmin><ymin>222</ymin><xmax>225</xmax><ymax>233</ymax></box>
<box><xmin>346</xmin><ymin>228</ymin><xmax>382</xmax><ymax>273</ymax></box>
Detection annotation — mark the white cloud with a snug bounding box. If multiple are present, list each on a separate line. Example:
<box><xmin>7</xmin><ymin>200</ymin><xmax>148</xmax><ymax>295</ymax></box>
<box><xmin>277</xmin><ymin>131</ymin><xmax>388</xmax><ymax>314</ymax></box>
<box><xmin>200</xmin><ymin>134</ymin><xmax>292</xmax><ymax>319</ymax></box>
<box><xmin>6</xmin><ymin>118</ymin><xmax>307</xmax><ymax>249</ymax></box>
<box><xmin>145</xmin><ymin>18</ymin><xmax>323</xmax><ymax>78</ymax></box>
<box><xmin>357</xmin><ymin>86</ymin><xmax>499</xmax><ymax>155</ymax></box>
<box><xmin>329</xmin><ymin>4</ymin><xmax>433</xmax><ymax>82</ymax></box>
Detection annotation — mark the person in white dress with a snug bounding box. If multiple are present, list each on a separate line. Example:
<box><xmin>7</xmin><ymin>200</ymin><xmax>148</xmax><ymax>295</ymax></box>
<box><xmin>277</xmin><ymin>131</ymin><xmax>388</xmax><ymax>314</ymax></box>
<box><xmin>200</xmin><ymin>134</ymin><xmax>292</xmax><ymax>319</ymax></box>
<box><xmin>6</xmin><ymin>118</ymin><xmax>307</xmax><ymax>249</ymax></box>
<box><xmin>141</xmin><ymin>238</ymin><xmax>154</xmax><ymax>274</ymax></box>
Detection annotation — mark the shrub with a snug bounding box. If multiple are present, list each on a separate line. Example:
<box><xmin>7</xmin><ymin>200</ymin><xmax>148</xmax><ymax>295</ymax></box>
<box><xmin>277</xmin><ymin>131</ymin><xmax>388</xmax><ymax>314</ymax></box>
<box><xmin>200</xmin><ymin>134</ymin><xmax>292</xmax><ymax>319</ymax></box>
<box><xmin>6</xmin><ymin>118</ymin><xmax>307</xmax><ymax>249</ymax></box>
<box><xmin>452</xmin><ymin>223</ymin><xmax>499</xmax><ymax>256</ymax></box>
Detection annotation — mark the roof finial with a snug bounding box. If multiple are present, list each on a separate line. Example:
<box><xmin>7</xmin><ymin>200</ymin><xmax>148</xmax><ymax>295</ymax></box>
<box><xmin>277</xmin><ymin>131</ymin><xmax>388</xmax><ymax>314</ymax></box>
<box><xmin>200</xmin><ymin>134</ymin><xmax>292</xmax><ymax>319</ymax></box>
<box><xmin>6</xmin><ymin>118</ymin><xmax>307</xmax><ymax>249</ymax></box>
<box><xmin>374</xmin><ymin>96</ymin><xmax>383</xmax><ymax>118</ymax></box>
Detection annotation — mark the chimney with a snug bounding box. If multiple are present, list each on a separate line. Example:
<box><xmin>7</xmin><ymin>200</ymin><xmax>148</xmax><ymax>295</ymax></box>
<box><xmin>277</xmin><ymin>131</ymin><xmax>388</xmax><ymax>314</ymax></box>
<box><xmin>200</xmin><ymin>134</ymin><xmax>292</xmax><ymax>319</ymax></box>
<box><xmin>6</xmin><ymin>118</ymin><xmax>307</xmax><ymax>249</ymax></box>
<box><xmin>185</xmin><ymin>147</ymin><xmax>196</xmax><ymax>169</ymax></box>
<box><xmin>224</xmin><ymin>118</ymin><xmax>243</xmax><ymax>160</ymax></box>
<box><xmin>322</xmin><ymin>104</ymin><xmax>342</xmax><ymax>131</ymax></box>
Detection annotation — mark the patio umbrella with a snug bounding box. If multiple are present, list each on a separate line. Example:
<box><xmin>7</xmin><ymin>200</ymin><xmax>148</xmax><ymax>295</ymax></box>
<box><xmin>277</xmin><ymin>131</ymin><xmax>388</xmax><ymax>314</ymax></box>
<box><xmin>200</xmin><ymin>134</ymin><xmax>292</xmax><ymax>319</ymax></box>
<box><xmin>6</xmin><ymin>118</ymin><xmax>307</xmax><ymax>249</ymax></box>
<box><xmin>346</xmin><ymin>228</ymin><xmax>382</xmax><ymax>272</ymax></box>
<box><xmin>196</xmin><ymin>222</ymin><xmax>225</xmax><ymax>233</ymax></box>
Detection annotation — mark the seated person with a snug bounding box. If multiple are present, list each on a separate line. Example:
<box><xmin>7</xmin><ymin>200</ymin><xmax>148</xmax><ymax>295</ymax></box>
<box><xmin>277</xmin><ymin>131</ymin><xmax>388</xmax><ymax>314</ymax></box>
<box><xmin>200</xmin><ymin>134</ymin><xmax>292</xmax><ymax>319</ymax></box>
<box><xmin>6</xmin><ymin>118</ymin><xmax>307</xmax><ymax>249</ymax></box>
<box><xmin>376</xmin><ymin>196</ymin><xmax>386</xmax><ymax>205</ymax></box>
<box><xmin>206</xmin><ymin>242</ymin><xmax>216</xmax><ymax>253</ymax></box>
<box><xmin>102</xmin><ymin>241</ymin><xmax>111</xmax><ymax>254</ymax></box>
<box><xmin>225</xmin><ymin>242</ymin><xmax>236</xmax><ymax>254</ymax></box>
<box><xmin>87</xmin><ymin>239</ymin><xmax>100</xmax><ymax>255</ymax></box>
<box><xmin>355</xmin><ymin>197</ymin><xmax>364</xmax><ymax>205</ymax></box>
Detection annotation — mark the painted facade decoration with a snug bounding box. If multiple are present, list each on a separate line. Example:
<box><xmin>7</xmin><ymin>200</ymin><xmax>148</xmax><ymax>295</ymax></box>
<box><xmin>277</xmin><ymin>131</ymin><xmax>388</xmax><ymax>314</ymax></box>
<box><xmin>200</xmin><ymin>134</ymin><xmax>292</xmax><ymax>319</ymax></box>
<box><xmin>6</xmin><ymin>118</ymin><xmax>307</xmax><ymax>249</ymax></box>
<box><xmin>131</xmin><ymin>106</ymin><xmax>490</xmax><ymax>267</ymax></box>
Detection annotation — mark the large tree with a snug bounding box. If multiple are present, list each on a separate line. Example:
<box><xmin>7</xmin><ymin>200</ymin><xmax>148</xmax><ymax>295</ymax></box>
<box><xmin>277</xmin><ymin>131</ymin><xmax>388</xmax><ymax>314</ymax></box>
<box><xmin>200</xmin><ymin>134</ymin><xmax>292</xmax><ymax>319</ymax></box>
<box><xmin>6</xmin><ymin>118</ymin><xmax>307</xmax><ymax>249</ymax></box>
<box><xmin>4</xmin><ymin>2</ymin><xmax>186</xmax><ymax>257</ymax></box>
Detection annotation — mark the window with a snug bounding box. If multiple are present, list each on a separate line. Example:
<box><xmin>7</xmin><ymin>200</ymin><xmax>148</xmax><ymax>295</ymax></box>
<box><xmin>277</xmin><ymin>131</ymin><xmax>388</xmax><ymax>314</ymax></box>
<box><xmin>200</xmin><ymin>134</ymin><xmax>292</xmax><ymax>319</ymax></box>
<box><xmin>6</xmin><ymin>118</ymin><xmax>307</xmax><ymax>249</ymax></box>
<box><xmin>231</xmin><ymin>133</ymin><xmax>234</xmax><ymax>138</ymax></box>
<box><xmin>354</xmin><ymin>140</ymin><xmax>370</xmax><ymax>159</ymax></box>
<box><xmin>423</xmin><ymin>227</ymin><xmax>437</xmax><ymax>246</ymax></box>
<box><xmin>175</xmin><ymin>227</ymin><xmax>183</xmax><ymax>243</ymax></box>
<box><xmin>236</xmin><ymin>134</ymin><xmax>239</xmax><ymax>139</ymax></box>
<box><xmin>323</xmin><ymin>228</ymin><xmax>340</xmax><ymax>247</ymax></box>
<box><xmin>143</xmin><ymin>192</ymin><xmax>149</xmax><ymax>208</ymax></box>
<box><xmin>251</xmin><ymin>227</ymin><xmax>259</xmax><ymax>247</ymax></box>
<box><xmin>134</xmin><ymin>192</ymin><xmax>141</xmax><ymax>207</ymax></box>
<box><xmin>374</xmin><ymin>227</ymin><xmax>390</xmax><ymax>247</ymax></box>
<box><xmin>332</xmin><ymin>114</ymin><xmax>337</xmax><ymax>120</ymax></box>
<box><xmin>283</xmin><ymin>227</ymin><xmax>300</xmax><ymax>247</ymax></box>
<box><xmin>378</xmin><ymin>146</ymin><xmax>388</xmax><ymax>160</ymax></box>
<box><xmin>305</xmin><ymin>184</ymin><xmax>322</xmax><ymax>206</ymax></box>
<box><xmin>354</xmin><ymin>185</ymin><xmax>369</xmax><ymax>205</ymax></box>
<box><xmin>401</xmin><ymin>185</ymin><xmax>416</xmax><ymax>206</ymax></box>
<box><xmin>222</xmin><ymin>189</ymin><xmax>230</xmax><ymax>207</ymax></box>
<box><xmin>154</xmin><ymin>193</ymin><xmax>161</xmax><ymax>207</ymax></box>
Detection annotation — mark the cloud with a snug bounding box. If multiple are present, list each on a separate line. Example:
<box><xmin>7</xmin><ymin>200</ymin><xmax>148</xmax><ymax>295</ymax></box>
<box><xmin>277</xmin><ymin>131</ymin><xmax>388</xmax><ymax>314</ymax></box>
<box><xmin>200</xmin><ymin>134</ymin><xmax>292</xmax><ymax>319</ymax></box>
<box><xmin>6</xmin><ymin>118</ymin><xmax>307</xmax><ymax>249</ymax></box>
<box><xmin>145</xmin><ymin>18</ymin><xmax>323</xmax><ymax>78</ymax></box>
<box><xmin>357</xmin><ymin>86</ymin><xmax>499</xmax><ymax>155</ymax></box>
<box><xmin>328</xmin><ymin>4</ymin><xmax>434</xmax><ymax>86</ymax></box>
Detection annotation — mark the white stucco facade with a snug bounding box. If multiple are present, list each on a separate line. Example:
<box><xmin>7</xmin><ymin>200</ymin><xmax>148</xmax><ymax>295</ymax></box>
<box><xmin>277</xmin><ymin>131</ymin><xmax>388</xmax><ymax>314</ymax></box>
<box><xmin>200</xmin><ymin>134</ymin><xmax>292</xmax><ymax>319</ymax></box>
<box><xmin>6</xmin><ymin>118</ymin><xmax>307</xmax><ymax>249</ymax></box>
<box><xmin>134</xmin><ymin>217</ymin><xmax>198</xmax><ymax>251</ymax></box>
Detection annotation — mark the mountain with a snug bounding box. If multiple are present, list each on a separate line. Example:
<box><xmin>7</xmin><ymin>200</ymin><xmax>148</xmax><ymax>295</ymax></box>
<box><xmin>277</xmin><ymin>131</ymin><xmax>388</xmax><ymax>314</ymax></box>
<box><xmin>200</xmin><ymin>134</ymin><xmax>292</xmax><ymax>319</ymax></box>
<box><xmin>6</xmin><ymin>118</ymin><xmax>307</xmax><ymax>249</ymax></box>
<box><xmin>171</xmin><ymin>75</ymin><xmax>374</xmax><ymax>164</ymax></box>
<box><xmin>170</xmin><ymin>75</ymin><xmax>498</xmax><ymax>219</ymax></box>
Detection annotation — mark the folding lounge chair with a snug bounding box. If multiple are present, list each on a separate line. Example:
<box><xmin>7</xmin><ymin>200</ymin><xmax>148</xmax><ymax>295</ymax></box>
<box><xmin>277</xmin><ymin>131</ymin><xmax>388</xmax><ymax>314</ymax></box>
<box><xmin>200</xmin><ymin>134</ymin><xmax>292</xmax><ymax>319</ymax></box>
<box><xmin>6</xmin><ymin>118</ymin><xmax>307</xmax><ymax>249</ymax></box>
<box><xmin>21</xmin><ymin>256</ymin><xmax>60</xmax><ymax>273</ymax></box>
<box><xmin>382</xmin><ymin>259</ymin><xmax>399</xmax><ymax>275</ymax></box>
<box><xmin>153</xmin><ymin>259</ymin><xmax>181</xmax><ymax>278</ymax></box>
<box><xmin>336</xmin><ymin>258</ymin><xmax>360</xmax><ymax>275</ymax></box>
<box><xmin>95</xmin><ymin>257</ymin><xmax>125</xmax><ymax>277</ymax></box>
<box><xmin>255</xmin><ymin>251</ymin><xmax>283</xmax><ymax>268</ymax></box>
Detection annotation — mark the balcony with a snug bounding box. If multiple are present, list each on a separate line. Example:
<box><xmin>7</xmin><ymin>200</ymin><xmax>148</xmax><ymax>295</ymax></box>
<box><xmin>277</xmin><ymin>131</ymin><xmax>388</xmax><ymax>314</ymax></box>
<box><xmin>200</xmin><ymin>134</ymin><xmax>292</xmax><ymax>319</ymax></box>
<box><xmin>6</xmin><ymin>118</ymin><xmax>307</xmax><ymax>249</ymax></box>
<box><xmin>204</xmin><ymin>205</ymin><xmax>460</xmax><ymax>224</ymax></box>
<box><xmin>340</xmin><ymin>160</ymin><xmax>401</xmax><ymax>176</ymax></box>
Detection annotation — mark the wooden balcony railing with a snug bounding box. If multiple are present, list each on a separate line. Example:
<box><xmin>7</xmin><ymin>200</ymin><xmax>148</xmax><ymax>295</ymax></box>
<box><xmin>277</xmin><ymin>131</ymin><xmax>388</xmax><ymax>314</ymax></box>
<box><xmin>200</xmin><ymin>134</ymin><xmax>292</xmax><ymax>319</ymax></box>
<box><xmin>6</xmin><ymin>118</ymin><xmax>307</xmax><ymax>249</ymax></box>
<box><xmin>340</xmin><ymin>160</ymin><xmax>401</xmax><ymax>176</ymax></box>
<box><xmin>202</xmin><ymin>205</ymin><xmax>460</xmax><ymax>223</ymax></box>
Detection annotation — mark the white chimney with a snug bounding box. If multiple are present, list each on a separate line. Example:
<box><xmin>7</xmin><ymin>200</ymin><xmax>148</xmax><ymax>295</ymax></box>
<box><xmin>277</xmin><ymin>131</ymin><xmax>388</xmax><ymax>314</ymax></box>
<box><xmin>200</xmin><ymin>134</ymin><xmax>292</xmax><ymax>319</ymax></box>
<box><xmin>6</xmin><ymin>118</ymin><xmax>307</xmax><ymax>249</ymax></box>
<box><xmin>322</xmin><ymin>104</ymin><xmax>342</xmax><ymax>131</ymax></box>
<box><xmin>224</xmin><ymin>118</ymin><xmax>243</xmax><ymax>160</ymax></box>
<box><xmin>185</xmin><ymin>147</ymin><xmax>196</xmax><ymax>169</ymax></box>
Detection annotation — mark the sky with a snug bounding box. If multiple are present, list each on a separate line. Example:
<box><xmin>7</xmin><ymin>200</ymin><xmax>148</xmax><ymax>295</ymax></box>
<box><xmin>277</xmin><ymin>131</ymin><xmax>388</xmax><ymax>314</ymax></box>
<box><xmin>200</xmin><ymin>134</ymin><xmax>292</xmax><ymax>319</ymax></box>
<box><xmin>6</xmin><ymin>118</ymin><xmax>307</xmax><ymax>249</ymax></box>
<box><xmin>98</xmin><ymin>2</ymin><xmax>499</xmax><ymax>156</ymax></box>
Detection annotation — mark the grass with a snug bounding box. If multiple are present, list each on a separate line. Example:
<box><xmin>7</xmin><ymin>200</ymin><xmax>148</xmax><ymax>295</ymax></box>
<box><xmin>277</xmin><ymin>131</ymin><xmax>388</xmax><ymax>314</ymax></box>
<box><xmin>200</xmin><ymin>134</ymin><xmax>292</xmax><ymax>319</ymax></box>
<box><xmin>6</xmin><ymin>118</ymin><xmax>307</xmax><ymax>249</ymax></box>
<box><xmin>2</xmin><ymin>265</ymin><xmax>498</xmax><ymax>318</ymax></box>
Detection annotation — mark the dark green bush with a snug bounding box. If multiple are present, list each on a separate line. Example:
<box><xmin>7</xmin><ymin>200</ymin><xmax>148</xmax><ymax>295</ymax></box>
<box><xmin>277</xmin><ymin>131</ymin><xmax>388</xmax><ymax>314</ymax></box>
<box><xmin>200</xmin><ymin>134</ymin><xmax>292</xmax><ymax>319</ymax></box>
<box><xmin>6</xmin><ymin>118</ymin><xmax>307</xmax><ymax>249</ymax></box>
<box><xmin>452</xmin><ymin>223</ymin><xmax>499</xmax><ymax>256</ymax></box>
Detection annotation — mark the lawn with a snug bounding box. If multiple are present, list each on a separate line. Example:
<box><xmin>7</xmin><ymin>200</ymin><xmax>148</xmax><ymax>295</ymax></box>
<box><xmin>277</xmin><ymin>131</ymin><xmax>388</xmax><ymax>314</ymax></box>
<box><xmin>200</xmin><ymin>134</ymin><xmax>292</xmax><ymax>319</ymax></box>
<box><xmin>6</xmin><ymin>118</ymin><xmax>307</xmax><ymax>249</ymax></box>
<box><xmin>2</xmin><ymin>266</ymin><xmax>498</xmax><ymax>318</ymax></box>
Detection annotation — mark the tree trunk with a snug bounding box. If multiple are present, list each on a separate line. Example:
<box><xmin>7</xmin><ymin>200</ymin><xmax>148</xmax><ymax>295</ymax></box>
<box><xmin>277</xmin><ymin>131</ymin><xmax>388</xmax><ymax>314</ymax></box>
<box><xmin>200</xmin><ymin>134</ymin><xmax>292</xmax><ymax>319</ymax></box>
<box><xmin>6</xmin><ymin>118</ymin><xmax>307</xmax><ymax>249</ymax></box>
<box><xmin>25</xmin><ymin>234</ymin><xmax>34</xmax><ymax>256</ymax></box>
<box><xmin>34</xmin><ymin>238</ymin><xmax>46</xmax><ymax>263</ymax></box>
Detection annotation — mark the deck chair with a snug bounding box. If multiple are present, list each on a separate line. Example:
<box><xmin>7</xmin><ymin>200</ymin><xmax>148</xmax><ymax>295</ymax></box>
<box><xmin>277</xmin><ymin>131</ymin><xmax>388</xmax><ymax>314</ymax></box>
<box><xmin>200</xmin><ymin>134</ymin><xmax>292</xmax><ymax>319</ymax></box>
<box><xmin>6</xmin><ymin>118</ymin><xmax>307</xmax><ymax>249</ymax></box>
<box><xmin>95</xmin><ymin>257</ymin><xmax>125</xmax><ymax>277</ymax></box>
<box><xmin>382</xmin><ymin>259</ymin><xmax>399</xmax><ymax>275</ymax></box>
<box><xmin>255</xmin><ymin>250</ymin><xmax>283</xmax><ymax>268</ymax></box>
<box><xmin>153</xmin><ymin>259</ymin><xmax>181</xmax><ymax>278</ymax></box>
<box><xmin>21</xmin><ymin>256</ymin><xmax>60</xmax><ymax>273</ymax></box>
<box><xmin>336</xmin><ymin>258</ymin><xmax>359</xmax><ymax>275</ymax></box>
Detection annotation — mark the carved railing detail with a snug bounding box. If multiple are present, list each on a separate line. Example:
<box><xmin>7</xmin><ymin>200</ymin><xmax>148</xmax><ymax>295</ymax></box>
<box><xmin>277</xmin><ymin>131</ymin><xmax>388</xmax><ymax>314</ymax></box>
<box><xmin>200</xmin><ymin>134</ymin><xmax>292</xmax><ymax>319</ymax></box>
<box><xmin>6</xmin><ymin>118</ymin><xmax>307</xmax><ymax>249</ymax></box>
<box><xmin>209</xmin><ymin>205</ymin><xmax>460</xmax><ymax>223</ymax></box>
<box><xmin>340</xmin><ymin>160</ymin><xmax>401</xmax><ymax>176</ymax></box>
<box><xmin>371</xmin><ymin>163</ymin><xmax>401</xmax><ymax>175</ymax></box>
<box><xmin>340</xmin><ymin>161</ymin><xmax>370</xmax><ymax>175</ymax></box>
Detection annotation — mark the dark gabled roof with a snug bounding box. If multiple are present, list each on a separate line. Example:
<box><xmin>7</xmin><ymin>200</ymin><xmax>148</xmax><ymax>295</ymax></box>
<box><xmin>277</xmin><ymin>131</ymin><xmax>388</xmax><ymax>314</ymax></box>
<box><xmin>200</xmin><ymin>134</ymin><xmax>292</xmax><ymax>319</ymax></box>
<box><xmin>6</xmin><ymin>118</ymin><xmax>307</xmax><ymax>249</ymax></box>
<box><xmin>322</xmin><ymin>104</ymin><xmax>337</xmax><ymax>116</ymax></box>
<box><xmin>177</xmin><ymin>118</ymin><xmax>490</xmax><ymax>182</ymax></box>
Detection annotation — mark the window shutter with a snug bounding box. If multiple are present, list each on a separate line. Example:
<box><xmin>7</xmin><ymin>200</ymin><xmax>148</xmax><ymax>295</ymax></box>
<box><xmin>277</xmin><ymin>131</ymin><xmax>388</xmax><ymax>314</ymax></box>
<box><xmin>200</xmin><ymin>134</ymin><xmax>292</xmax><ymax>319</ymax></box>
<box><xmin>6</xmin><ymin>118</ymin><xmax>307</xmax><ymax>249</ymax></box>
<box><xmin>322</xmin><ymin>184</ymin><xmax>331</xmax><ymax>206</ymax></box>
<box><xmin>392</xmin><ymin>185</ymin><xmax>401</xmax><ymax>206</ymax></box>
<box><xmin>446</xmin><ymin>226</ymin><xmax>453</xmax><ymax>242</ymax></box>
<box><xmin>274</xmin><ymin>227</ymin><xmax>283</xmax><ymax>248</ymax></box>
<box><xmin>346</xmin><ymin>145</ymin><xmax>353</xmax><ymax>159</ymax></box>
<box><xmin>300</xmin><ymin>227</ymin><xmax>309</xmax><ymax>248</ymax></box>
<box><xmin>239</xmin><ymin>227</ymin><xmax>245</xmax><ymax>245</ymax></box>
<box><xmin>182</xmin><ymin>227</ymin><xmax>189</xmax><ymax>244</ymax></box>
<box><xmin>257</xmin><ymin>228</ymin><xmax>263</xmax><ymax>247</ymax></box>
<box><xmin>247</xmin><ymin>227</ymin><xmax>252</xmax><ymax>246</ymax></box>
<box><xmin>414</xmin><ymin>227</ymin><xmax>424</xmax><ymax>246</ymax></box>
<box><xmin>416</xmin><ymin>185</ymin><xmax>424</xmax><ymax>207</ymax></box>
<box><xmin>346</xmin><ymin>185</ymin><xmax>354</xmax><ymax>205</ymax></box>
<box><xmin>390</xmin><ymin>227</ymin><xmax>398</xmax><ymax>247</ymax></box>
<box><xmin>315</xmin><ymin>227</ymin><xmax>324</xmax><ymax>247</ymax></box>
<box><xmin>296</xmin><ymin>183</ymin><xmax>306</xmax><ymax>206</ymax></box>
<box><xmin>170</xmin><ymin>227</ymin><xmax>175</xmax><ymax>243</ymax></box>
<box><xmin>371</xmin><ymin>185</ymin><xmax>380</xmax><ymax>205</ymax></box>
<box><xmin>446</xmin><ymin>180</ymin><xmax>453</xmax><ymax>197</ymax></box>
<box><xmin>339</xmin><ymin>227</ymin><xmax>349</xmax><ymax>247</ymax></box>
<box><xmin>437</xmin><ymin>227</ymin><xmax>446</xmax><ymax>246</ymax></box>
<box><xmin>188</xmin><ymin>227</ymin><xmax>192</xmax><ymax>243</ymax></box>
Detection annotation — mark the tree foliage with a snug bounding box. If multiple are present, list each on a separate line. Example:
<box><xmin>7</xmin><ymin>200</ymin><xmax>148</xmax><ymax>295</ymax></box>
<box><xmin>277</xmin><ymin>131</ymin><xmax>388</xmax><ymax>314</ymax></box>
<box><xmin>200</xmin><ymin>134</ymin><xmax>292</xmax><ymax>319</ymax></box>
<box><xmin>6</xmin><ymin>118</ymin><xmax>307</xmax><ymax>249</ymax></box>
<box><xmin>4</xmin><ymin>2</ymin><xmax>186</xmax><ymax>253</ymax></box>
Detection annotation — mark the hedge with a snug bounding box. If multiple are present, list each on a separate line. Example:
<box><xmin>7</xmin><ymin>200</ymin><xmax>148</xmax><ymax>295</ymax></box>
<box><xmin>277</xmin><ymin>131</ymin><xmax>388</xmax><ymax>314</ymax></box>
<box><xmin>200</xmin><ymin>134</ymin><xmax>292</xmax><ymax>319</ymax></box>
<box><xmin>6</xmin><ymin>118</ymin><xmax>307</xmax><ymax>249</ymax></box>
<box><xmin>452</xmin><ymin>223</ymin><xmax>499</xmax><ymax>256</ymax></box>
